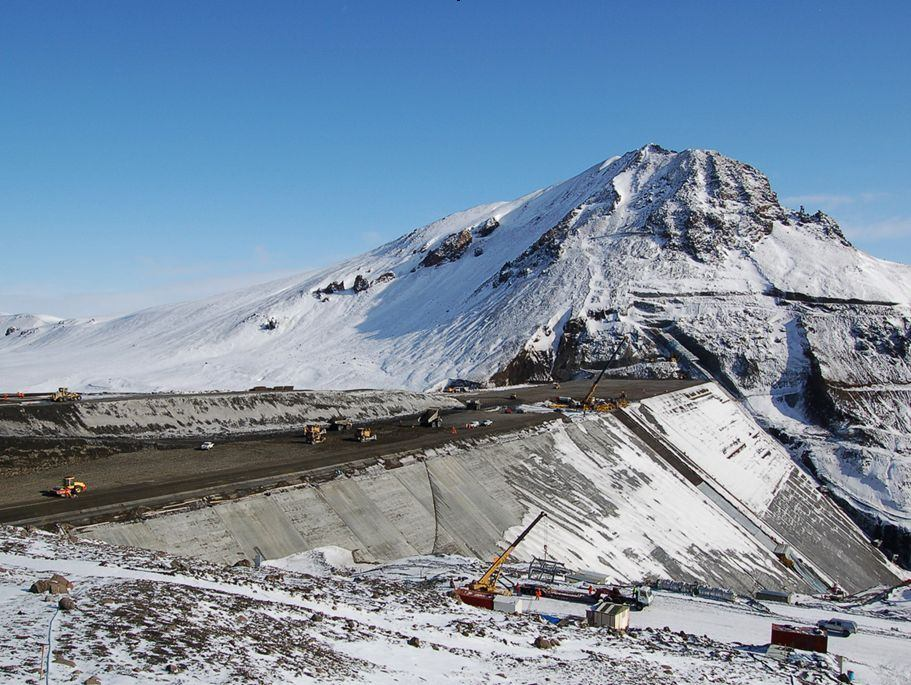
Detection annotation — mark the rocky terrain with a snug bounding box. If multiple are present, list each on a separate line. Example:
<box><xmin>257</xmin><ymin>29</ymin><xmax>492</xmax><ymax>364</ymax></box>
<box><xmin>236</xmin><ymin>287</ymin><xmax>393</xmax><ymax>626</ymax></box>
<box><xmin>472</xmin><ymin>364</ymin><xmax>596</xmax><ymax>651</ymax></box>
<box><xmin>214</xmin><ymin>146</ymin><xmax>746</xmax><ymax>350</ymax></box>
<box><xmin>4</xmin><ymin>526</ymin><xmax>901</xmax><ymax>685</ymax></box>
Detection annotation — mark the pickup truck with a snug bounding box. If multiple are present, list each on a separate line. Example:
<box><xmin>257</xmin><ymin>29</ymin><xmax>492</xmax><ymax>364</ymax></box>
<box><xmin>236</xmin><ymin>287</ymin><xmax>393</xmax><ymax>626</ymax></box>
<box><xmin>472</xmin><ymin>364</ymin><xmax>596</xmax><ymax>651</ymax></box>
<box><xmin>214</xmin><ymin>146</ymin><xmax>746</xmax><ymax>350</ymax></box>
<box><xmin>817</xmin><ymin>618</ymin><xmax>857</xmax><ymax>637</ymax></box>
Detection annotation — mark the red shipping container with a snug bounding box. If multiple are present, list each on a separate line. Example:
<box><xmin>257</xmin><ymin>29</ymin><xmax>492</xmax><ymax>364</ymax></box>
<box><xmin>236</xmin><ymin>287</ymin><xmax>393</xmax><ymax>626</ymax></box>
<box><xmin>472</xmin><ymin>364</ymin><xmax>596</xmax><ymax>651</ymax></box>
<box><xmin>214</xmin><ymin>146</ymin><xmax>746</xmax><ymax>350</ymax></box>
<box><xmin>771</xmin><ymin>624</ymin><xmax>828</xmax><ymax>653</ymax></box>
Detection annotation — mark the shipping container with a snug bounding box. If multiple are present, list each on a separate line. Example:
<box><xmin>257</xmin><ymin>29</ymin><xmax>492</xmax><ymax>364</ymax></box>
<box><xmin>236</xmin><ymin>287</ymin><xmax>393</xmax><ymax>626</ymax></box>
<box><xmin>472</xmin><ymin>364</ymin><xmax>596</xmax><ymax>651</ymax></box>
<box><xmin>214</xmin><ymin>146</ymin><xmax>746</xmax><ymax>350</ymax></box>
<box><xmin>492</xmin><ymin>596</ymin><xmax>526</xmax><ymax>614</ymax></box>
<box><xmin>755</xmin><ymin>589</ymin><xmax>795</xmax><ymax>604</ymax></box>
<box><xmin>586</xmin><ymin>602</ymin><xmax>630</xmax><ymax>630</ymax></box>
<box><xmin>771</xmin><ymin>624</ymin><xmax>827</xmax><ymax>653</ymax></box>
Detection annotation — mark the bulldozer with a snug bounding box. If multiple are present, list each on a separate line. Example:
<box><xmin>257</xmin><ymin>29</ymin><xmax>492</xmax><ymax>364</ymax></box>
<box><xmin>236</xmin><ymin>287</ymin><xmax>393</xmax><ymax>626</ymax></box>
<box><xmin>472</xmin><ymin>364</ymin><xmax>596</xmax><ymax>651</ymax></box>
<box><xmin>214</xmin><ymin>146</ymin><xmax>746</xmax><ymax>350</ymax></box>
<box><xmin>51</xmin><ymin>387</ymin><xmax>81</xmax><ymax>402</ymax></box>
<box><xmin>303</xmin><ymin>424</ymin><xmax>326</xmax><ymax>444</ymax></box>
<box><xmin>53</xmin><ymin>476</ymin><xmax>87</xmax><ymax>498</ymax></box>
<box><xmin>356</xmin><ymin>427</ymin><xmax>377</xmax><ymax>442</ymax></box>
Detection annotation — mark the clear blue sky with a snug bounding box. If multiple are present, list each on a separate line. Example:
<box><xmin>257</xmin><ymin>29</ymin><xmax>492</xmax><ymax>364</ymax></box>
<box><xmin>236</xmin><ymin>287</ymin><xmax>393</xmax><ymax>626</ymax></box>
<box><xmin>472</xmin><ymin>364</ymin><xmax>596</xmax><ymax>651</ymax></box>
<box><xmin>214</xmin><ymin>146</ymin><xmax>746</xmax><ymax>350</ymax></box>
<box><xmin>1</xmin><ymin>1</ymin><xmax>909</xmax><ymax>317</ymax></box>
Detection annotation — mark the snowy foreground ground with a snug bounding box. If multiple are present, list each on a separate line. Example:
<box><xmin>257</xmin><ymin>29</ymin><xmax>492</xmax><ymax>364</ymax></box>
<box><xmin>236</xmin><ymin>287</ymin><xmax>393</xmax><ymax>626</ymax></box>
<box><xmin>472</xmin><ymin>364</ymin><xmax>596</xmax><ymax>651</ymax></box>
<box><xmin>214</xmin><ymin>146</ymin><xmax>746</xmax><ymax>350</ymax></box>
<box><xmin>1</xmin><ymin>528</ymin><xmax>908</xmax><ymax>685</ymax></box>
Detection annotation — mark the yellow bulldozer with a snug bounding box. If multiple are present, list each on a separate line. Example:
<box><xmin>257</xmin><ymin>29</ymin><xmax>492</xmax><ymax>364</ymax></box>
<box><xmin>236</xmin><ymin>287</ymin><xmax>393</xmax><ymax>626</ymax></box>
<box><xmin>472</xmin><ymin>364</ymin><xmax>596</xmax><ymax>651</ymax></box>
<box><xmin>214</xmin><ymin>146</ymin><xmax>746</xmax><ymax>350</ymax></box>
<box><xmin>51</xmin><ymin>387</ymin><xmax>81</xmax><ymax>402</ymax></box>
<box><xmin>53</xmin><ymin>476</ymin><xmax>87</xmax><ymax>498</ymax></box>
<box><xmin>303</xmin><ymin>424</ymin><xmax>326</xmax><ymax>444</ymax></box>
<box><xmin>356</xmin><ymin>427</ymin><xmax>377</xmax><ymax>442</ymax></box>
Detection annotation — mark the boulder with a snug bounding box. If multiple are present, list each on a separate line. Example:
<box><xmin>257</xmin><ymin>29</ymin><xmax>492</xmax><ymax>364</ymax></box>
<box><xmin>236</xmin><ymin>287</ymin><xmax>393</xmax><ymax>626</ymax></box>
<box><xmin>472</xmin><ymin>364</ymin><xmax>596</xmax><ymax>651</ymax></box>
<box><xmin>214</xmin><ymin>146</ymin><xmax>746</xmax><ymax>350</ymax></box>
<box><xmin>58</xmin><ymin>596</ymin><xmax>77</xmax><ymax>611</ymax></box>
<box><xmin>533</xmin><ymin>636</ymin><xmax>560</xmax><ymax>649</ymax></box>
<box><xmin>29</xmin><ymin>574</ymin><xmax>74</xmax><ymax>595</ymax></box>
<box><xmin>373</xmin><ymin>271</ymin><xmax>395</xmax><ymax>285</ymax></box>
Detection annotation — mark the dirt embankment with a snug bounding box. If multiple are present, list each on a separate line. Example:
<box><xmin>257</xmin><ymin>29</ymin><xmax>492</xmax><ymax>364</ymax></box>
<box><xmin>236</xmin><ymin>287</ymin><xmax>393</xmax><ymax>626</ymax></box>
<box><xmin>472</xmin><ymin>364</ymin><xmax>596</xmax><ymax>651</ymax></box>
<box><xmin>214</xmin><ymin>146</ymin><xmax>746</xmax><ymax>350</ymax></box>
<box><xmin>0</xmin><ymin>388</ymin><xmax>466</xmax><ymax>475</ymax></box>
<box><xmin>0</xmin><ymin>389</ymin><xmax>465</xmax><ymax>440</ymax></box>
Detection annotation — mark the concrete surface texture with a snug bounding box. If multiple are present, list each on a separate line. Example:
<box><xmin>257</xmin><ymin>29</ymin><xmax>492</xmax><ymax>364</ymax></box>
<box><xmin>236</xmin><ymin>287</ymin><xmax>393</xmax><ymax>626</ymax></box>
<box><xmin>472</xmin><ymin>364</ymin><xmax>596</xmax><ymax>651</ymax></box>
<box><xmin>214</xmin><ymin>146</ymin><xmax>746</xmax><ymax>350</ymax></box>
<box><xmin>80</xmin><ymin>383</ymin><xmax>899</xmax><ymax>593</ymax></box>
<box><xmin>0</xmin><ymin>389</ymin><xmax>465</xmax><ymax>438</ymax></box>
<box><xmin>624</xmin><ymin>384</ymin><xmax>899</xmax><ymax>592</ymax></box>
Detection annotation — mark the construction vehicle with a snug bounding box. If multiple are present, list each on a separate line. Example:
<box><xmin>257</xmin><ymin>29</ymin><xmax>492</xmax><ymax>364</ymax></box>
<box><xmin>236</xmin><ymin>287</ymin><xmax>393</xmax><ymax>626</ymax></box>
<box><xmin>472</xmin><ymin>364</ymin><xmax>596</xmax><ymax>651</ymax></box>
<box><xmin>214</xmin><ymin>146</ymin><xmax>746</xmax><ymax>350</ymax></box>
<box><xmin>419</xmin><ymin>408</ymin><xmax>442</xmax><ymax>428</ymax></box>
<box><xmin>582</xmin><ymin>336</ymin><xmax>628</xmax><ymax>412</ymax></box>
<box><xmin>514</xmin><ymin>580</ymin><xmax>653</xmax><ymax>610</ymax></box>
<box><xmin>464</xmin><ymin>511</ymin><xmax>547</xmax><ymax>596</ymax></box>
<box><xmin>356</xmin><ymin>427</ymin><xmax>377</xmax><ymax>442</ymax></box>
<box><xmin>53</xmin><ymin>476</ymin><xmax>87</xmax><ymax>498</ymax></box>
<box><xmin>51</xmin><ymin>387</ymin><xmax>81</xmax><ymax>402</ymax></box>
<box><xmin>328</xmin><ymin>417</ymin><xmax>353</xmax><ymax>431</ymax></box>
<box><xmin>303</xmin><ymin>424</ymin><xmax>326</xmax><ymax>444</ymax></box>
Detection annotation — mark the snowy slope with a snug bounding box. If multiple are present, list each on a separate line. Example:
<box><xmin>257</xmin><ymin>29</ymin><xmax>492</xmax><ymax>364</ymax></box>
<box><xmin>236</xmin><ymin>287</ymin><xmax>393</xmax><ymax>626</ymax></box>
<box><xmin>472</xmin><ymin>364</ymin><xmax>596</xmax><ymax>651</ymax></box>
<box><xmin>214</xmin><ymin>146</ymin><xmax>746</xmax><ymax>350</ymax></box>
<box><xmin>2</xmin><ymin>144</ymin><xmax>906</xmax><ymax>395</ymax></box>
<box><xmin>2</xmin><ymin>143</ymin><xmax>910</xmax><ymax>558</ymax></box>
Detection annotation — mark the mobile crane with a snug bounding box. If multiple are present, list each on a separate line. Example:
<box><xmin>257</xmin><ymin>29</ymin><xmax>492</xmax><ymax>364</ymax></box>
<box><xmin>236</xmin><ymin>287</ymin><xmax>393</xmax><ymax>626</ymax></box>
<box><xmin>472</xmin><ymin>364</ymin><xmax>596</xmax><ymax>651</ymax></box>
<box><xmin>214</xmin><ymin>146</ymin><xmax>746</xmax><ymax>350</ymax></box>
<box><xmin>582</xmin><ymin>336</ymin><xmax>629</xmax><ymax>412</ymax></box>
<box><xmin>456</xmin><ymin>511</ymin><xmax>547</xmax><ymax>606</ymax></box>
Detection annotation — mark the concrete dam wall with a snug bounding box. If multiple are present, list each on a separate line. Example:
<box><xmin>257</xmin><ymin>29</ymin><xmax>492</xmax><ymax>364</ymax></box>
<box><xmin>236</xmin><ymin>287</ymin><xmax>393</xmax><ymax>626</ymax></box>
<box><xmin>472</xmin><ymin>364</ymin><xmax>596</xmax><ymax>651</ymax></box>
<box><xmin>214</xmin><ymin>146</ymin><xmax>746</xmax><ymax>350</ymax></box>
<box><xmin>80</xmin><ymin>384</ymin><xmax>898</xmax><ymax>594</ymax></box>
<box><xmin>0</xmin><ymin>389</ymin><xmax>464</xmax><ymax>439</ymax></box>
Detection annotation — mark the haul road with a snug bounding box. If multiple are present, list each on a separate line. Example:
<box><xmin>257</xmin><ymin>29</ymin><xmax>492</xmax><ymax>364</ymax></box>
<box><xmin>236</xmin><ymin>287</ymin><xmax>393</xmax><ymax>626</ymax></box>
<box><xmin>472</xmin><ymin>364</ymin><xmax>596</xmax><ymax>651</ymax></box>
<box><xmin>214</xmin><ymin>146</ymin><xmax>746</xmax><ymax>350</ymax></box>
<box><xmin>0</xmin><ymin>379</ymin><xmax>700</xmax><ymax>527</ymax></box>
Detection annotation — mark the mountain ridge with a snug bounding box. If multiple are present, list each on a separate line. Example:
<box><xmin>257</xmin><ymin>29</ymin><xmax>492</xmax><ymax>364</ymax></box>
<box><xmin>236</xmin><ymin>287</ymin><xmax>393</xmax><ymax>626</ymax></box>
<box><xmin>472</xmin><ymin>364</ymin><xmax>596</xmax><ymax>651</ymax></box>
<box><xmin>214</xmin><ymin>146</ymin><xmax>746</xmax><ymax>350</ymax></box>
<box><xmin>2</xmin><ymin>144</ymin><xmax>910</xmax><ymax>565</ymax></box>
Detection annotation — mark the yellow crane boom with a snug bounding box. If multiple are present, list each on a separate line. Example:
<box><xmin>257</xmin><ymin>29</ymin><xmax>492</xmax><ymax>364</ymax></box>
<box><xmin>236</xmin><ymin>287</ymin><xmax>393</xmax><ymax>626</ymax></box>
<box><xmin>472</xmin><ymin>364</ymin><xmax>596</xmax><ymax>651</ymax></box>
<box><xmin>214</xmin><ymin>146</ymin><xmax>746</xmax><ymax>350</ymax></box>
<box><xmin>582</xmin><ymin>336</ymin><xmax>628</xmax><ymax>410</ymax></box>
<box><xmin>469</xmin><ymin>511</ymin><xmax>547</xmax><ymax>594</ymax></box>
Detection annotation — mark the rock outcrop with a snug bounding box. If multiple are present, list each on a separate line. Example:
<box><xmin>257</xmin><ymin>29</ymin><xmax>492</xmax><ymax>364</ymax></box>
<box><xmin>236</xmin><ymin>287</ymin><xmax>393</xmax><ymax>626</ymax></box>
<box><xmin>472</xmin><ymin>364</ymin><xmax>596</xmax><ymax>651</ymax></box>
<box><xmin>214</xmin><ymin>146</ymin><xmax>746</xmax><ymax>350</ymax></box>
<box><xmin>420</xmin><ymin>229</ymin><xmax>473</xmax><ymax>268</ymax></box>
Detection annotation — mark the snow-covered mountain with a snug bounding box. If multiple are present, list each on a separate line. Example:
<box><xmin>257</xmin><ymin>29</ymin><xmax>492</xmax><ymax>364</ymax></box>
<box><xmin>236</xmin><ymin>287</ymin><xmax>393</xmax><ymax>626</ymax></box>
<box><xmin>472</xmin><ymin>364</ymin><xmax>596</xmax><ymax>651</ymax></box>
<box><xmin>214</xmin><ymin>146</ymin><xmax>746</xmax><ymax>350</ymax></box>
<box><xmin>2</xmin><ymin>143</ymin><xmax>910</xmax><ymax>561</ymax></box>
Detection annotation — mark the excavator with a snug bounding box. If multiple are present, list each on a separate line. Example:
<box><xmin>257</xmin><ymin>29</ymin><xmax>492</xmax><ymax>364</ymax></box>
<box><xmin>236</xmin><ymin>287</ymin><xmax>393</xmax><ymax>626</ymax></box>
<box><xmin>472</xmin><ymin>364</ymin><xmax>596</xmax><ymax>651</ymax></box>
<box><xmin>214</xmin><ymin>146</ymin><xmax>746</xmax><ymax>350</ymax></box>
<box><xmin>455</xmin><ymin>511</ymin><xmax>547</xmax><ymax>608</ymax></box>
<box><xmin>581</xmin><ymin>336</ymin><xmax>629</xmax><ymax>412</ymax></box>
<box><xmin>53</xmin><ymin>476</ymin><xmax>87</xmax><ymax>498</ymax></box>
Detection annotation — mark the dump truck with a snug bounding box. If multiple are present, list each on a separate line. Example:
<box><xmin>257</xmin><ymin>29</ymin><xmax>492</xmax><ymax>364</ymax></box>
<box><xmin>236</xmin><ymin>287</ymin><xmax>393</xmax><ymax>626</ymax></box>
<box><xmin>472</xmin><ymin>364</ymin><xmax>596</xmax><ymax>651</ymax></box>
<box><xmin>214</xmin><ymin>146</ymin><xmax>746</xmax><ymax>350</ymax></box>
<box><xmin>328</xmin><ymin>417</ymin><xmax>353</xmax><ymax>431</ymax></box>
<box><xmin>419</xmin><ymin>408</ymin><xmax>442</xmax><ymax>428</ymax></box>
<box><xmin>51</xmin><ymin>387</ymin><xmax>81</xmax><ymax>402</ymax></box>
<box><xmin>53</xmin><ymin>476</ymin><xmax>87</xmax><ymax>498</ymax></box>
<box><xmin>303</xmin><ymin>424</ymin><xmax>326</xmax><ymax>444</ymax></box>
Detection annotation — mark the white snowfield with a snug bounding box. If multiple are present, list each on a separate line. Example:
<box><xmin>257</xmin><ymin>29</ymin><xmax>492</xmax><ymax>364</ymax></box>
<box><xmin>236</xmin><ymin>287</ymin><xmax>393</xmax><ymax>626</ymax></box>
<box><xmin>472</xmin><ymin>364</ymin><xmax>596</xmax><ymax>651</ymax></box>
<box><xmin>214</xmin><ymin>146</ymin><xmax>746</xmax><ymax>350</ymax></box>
<box><xmin>2</xmin><ymin>144</ymin><xmax>908</xmax><ymax>395</ymax></box>
<box><xmin>3</xmin><ymin>527</ymin><xmax>908</xmax><ymax>684</ymax></box>
<box><xmin>2</xmin><ymin>143</ymin><xmax>909</xmax><ymax>546</ymax></box>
